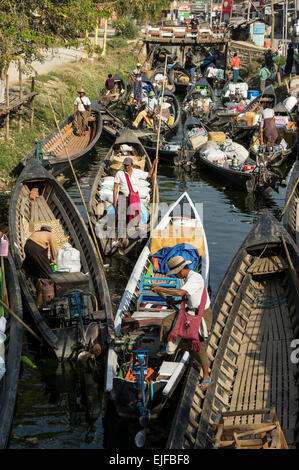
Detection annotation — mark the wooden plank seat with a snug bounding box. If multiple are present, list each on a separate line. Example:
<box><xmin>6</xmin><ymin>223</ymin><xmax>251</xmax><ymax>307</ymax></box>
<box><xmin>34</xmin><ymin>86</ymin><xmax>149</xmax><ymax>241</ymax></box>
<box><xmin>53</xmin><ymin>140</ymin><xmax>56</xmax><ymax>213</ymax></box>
<box><xmin>247</xmin><ymin>256</ymin><xmax>287</xmax><ymax>275</ymax></box>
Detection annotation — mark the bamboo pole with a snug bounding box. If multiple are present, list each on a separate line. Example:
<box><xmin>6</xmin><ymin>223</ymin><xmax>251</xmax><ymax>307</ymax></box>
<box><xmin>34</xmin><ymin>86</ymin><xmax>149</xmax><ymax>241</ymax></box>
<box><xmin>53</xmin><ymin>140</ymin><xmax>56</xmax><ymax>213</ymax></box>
<box><xmin>5</xmin><ymin>73</ymin><xmax>9</xmax><ymax>140</ymax></box>
<box><xmin>47</xmin><ymin>97</ymin><xmax>105</xmax><ymax>268</ymax></box>
<box><xmin>150</xmin><ymin>55</ymin><xmax>168</xmax><ymax>233</ymax></box>
<box><xmin>0</xmin><ymin>298</ymin><xmax>42</xmax><ymax>343</ymax></box>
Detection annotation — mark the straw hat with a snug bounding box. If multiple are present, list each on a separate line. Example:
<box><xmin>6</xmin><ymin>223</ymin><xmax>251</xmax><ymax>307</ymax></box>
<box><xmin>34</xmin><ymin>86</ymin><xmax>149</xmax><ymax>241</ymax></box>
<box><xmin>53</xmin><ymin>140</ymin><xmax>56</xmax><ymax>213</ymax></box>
<box><xmin>78</xmin><ymin>88</ymin><xmax>86</xmax><ymax>94</ymax></box>
<box><xmin>167</xmin><ymin>256</ymin><xmax>192</xmax><ymax>275</ymax></box>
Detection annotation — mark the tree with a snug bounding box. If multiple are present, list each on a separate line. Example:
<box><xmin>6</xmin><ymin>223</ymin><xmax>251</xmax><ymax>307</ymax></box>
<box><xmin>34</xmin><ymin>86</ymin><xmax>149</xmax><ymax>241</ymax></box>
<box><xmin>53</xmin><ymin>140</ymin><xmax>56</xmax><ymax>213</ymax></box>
<box><xmin>0</xmin><ymin>0</ymin><xmax>99</xmax><ymax>74</ymax></box>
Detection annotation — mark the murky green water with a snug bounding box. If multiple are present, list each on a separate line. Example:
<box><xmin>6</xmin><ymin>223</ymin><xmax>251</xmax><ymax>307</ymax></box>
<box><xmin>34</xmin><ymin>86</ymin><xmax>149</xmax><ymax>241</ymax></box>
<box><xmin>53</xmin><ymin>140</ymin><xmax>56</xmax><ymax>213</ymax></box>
<box><xmin>8</xmin><ymin>106</ymin><xmax>292</xmax><ymax>449</ymax></box>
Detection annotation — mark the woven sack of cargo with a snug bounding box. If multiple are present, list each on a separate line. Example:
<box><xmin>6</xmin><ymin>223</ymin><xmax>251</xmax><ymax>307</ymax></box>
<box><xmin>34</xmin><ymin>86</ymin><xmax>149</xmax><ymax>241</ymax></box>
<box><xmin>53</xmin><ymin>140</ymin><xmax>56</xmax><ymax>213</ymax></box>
<box><xmin>109</xmin><ymin>155</ymin><xmax>146</xmax><ymax>176</ymax></box>
<box><xmin>208</xmin><ymin>131</ymin><xmax>226</xmax><ymax>142</ymax></box>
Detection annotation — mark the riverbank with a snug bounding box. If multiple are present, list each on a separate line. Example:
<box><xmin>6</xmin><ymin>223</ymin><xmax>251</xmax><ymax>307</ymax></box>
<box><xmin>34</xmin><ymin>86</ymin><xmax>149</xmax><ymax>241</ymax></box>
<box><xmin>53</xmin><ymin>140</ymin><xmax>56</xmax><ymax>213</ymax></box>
<box><xmin>0</xmin><ymin>38</ymin><xmax>140</xmax><ymax>193</ymax></box>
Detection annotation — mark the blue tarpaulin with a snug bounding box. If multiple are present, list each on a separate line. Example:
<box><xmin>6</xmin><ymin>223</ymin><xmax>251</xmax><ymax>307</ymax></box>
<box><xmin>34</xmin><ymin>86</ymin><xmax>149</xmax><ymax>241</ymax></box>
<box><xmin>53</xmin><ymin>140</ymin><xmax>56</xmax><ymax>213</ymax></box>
<box><xmin>151</xmin><ymin>243</ymin><xmax>201</xmax><ymax>275</ymax></box>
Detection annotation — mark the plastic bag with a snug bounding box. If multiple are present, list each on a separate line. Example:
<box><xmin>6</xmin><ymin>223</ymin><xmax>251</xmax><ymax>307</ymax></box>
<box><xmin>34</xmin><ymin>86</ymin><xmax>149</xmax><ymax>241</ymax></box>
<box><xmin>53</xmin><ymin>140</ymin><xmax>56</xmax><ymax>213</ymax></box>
<box><xmin>56</xmin><ymin>243</ymin><xmax>81</xmax><ymax>273</ymax></box>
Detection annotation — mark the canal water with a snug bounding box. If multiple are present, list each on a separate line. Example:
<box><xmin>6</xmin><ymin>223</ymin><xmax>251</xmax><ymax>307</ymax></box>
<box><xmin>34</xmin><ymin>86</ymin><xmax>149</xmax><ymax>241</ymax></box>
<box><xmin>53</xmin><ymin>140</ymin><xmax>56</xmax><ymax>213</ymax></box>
<box><xmin>8</xmin><ymin>106</ymin><xmax>292</xmax><ymax>449</ymax></box>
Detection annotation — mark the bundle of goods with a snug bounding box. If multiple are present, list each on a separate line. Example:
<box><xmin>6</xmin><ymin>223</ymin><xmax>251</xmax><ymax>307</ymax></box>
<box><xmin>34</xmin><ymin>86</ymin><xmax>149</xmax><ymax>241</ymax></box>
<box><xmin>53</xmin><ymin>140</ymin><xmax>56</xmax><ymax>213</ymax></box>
<box><xmin>200</xmin><ymin>139</ymin><xmax>252</xmax><ymax>171</ymax></box>
<box><xmin>236</xmin><ymin>111</ymin><xmax>259</xmax><ymax>127</ymax></box>
<box><xmin>109</xmin><ymin>148</ymin><xmax>145</xmax><ymax>176</ymax></box>
<box><xmin>282</xmin><ymin>95</ymin><xmax>298</xmax><ymax>113</ymax></box>
<box><xmin>187</xmin><ymin>127</ymin><xmax>209</xmax><ymax>150</ymax></box>
<box><xmin>206</xmin><ymin>67</ymin><xmax>224</xmax><ymax>80</ymax></box>
<box><xmin>223</xmin><ymin>82</ymin><xmax>248</xmax><ymax>100</ymax></box>
<box><xmin>97</xmin><ymin>175</ymin><xmax>150</xmax><ymax>224</ymax></box>
<box><xmin>176</xmin><ymin>71</ymin><xmax>189</xmax><ymax>84</ymax></box>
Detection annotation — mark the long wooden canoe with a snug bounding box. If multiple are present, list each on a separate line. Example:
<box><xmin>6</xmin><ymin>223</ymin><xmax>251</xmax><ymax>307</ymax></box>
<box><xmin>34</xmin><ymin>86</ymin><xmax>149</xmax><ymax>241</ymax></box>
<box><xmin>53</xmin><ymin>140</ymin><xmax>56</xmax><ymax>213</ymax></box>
<box><xmin>19</xmin><ymin>102</ymin><xmax>103</xmax><ymax>176</ymax></box>
<box><xmin>88</xmin><ymin>128</ymin><xmax>159</xmax><ymax>256</ymax></box>
<box><xmin>168</xmin><ymin>210</ymin><xmax>299</xmax><ymax>449</ymax></box>
<box><xmin>0</xmin><ymin>253</ymin><xmax>23</xmax><ymax>448</ymax></box>
<box><xmin>9</xmin><ymin>160</ymin><xmax>113</xmax><ymax>361</ymax></box>
<box><xmin>105</xmin><ymin>192</ymin><xmax>209</xmax><ymax>422</ymax></box>
<box><xmin>283</xmin><ymin>160</ymin><xmax>299</xmax><ymax>245</ymax></box>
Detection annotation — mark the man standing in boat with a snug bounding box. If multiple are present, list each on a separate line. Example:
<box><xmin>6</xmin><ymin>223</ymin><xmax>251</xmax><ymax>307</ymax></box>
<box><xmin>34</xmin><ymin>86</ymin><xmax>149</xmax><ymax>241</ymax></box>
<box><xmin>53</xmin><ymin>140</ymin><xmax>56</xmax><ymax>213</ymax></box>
<box><xmin>230</xmin><ymin>52</ymin><xmax>240</xmax><ymax>83</ymax></box>
<box><xmin>151</xmin><ymin>256</ymin><xmax>212</xmax><ymax>390</ymax></box>
<box><xmin>130</xmin><ymin>63</ymin><xmax>143</xmax><ymax>103</ymax></box>
<box><xmin>74</xmin><ymin>88</ymin><xmax>91</xmax><ymax>136</ymax></box>
<box><xmin>113</xmin><ymin>156</ymin><xmax>158</xmax><ymax>245</ymax></box>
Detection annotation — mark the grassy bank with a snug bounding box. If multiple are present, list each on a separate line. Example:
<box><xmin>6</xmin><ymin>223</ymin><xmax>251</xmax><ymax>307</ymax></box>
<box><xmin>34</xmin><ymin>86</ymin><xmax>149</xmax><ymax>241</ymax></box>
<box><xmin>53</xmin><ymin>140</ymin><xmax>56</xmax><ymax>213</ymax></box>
<box><xmin>0</xmin><ymin>38</ymin><xmax>140</xmax><ymax>192</ymax></box>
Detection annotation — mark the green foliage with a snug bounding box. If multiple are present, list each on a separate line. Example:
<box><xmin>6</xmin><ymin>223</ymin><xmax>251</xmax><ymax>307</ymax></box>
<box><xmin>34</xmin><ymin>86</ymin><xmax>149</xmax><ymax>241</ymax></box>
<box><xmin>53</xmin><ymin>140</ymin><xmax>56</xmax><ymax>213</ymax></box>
<box><xmin>0</xmin><ymin>0</ymin><xmax>99</xmax><ymax>72</ymax></box>
<box><xmin>113</xmin><ymin>17</ymin><xmax>139</xmax><ymax>39</ymax></box>
<box><xmin>273</xmin><ymin>55</ymin><xmax>286</xmax><ymax>66</ymax></box>
<box><xmin>107</xmin><ymin>37</ymin><xmax>128</xmax><ymax>49</ymax></box>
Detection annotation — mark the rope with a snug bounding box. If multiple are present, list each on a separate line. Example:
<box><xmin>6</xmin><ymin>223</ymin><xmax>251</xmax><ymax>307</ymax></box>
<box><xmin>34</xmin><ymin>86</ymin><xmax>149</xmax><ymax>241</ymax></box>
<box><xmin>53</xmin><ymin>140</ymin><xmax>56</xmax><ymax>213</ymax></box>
<box><xmin>244</xmin><ymin>244</ymin><xmax>285</xmax><ymax>310</ymax></box>
<box><xmin>279</xmin><ymin>177</ymin><xmax>299</xmax><ymax>221</ymax></box>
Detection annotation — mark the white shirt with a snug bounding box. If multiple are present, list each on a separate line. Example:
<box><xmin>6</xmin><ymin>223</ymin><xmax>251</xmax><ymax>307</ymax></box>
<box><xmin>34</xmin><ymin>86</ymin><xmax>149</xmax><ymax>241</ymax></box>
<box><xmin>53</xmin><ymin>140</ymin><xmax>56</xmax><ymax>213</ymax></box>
<box><xmin>183</xmin><ymin>270</ymin><xmax>210</xmax><ymax>310</ymax></box>
<box><xmin>74</xmin><ymin>96</ymin><xmax>91</xmax><ymax>112</ymax></box>
<box><xmin>114</xmin><ymin>169</ymin><xmax>149</xmax><ymax>197</ymax></box>
<box><xmin>142</xmin><ymin>96</ymin><xmax>158</xmax><ymax>111</ymax></box>
<box><xmin>133</xmin><ymin>69</ymin><xmax>142</xmax><ymax>81</ymax></box>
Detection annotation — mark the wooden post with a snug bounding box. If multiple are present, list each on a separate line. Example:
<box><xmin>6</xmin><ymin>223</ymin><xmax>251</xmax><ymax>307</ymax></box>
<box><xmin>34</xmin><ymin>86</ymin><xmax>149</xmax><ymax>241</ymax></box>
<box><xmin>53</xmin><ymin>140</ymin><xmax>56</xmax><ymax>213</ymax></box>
<box><xmin>5</xmin><ymin>73</ymin><xmax>9</xmax><ymax>141</ymax></box>
<box><xmin>59</xmin><ymin>93</ymin><xmax>65</xmax><ymax>120</ymax></box>
<box><xmin>93</xmin><ymin>18</ymin><xmax>99</xmax><ymax>59</ymax></box>
<box><xmin>101</xmin><ymin>18</ymin><xmax>108</xmax><ymax>57</ymax></box>
<box><xmin>18</xmin><ymin>62</ymin><xmax>23</xmax><ymax>133</ymax></box>
<box><xmin>30</xmin><ymin>75</ymin><xmax>35</xmax><ymax>127</ymax></box>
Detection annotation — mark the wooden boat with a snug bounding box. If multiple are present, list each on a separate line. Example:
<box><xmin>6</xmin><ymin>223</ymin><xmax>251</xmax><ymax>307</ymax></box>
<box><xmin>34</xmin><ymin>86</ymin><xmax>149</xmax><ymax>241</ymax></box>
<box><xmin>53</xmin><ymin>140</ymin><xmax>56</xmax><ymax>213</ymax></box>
<box><xmin>98</xmin><ymin>74</ymin><xmax>127</xmax><ymax>110</ymax></box>
<box><xmin>0</xmin><ymin>253</ymin><xmax>23</xmax><ymax>449</ymax></box>
<box><xmin>168</xmin><ymin>64</ymin><xmax>191</xmax><ymax>94</ymax></box>
<box><xmin>150</xmin><ymin>66</ymin><xmax>176</xmax><ymax>93</ymax></box>
<box><xmin>105</xmin><ymin>192</ymin><xmax>209</xmax><ymax>422</ymax></box>
<box><xmin>9</xmin><ymin>159</ymin><xmax>113</xmax><ymax>361</ymax></box>
<box><xmin>96</xmin><ymin>104</ymin><xmax>181</xmax><ymax>165</ymax></box>
<box><xmin>249</xmin><ymin>103</ymin><xmax>297</xmax><ymax>168</ymax></box>
<box><xmin>19</xmin><ymin>102</ymin><xmax>103</xmax><ymax>176</ymax></box>
<box><xmin>88</xmin><ymin>129</ymin><xmax>159</xmax><ymax>256</ymax></box>
<box><xmin>182</xmin><ymin>77</ymin><xmax>217</xmax><ymax>120</ymax></box>
<box><xmin>193</xmin><ymin>141</ymin><xmax>281</xmax><ymax>193</ymax></box>
<box><xmin>168</xmin><ymin>210</ymin><xmax>299</xmax><ymax>449</ymax></box>
<box><xmin>207</xmin><ymin>86</ymin><xmax>277</xmax><ymax>138</ymax></box>
<box><xmin>137</xmin><ymin>133</ymin><xmax>181</xmax><ymax>164</ymax></box>
<box><xmin>283</xmin><ymin>160</ymin><xmax>299</xmax><ymax>244</ymax></box>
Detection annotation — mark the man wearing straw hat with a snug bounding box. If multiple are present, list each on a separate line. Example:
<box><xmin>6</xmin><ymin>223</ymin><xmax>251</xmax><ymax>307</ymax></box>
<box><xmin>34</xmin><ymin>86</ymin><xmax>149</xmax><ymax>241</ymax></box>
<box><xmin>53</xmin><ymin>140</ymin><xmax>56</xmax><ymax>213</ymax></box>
<box><xmin>132</xmin><ymin>90</ymin><xmax>159</xmax><ymax>130</ymax></box>
<box><xmin>151</xmin><ymin>256</ymin><xmax>212</xmax><ymax>390</ymax></box>
<box><xmin>74</xmin><ymin>88</ymin><xmax>91</xmax><ymax>136</ymax></box>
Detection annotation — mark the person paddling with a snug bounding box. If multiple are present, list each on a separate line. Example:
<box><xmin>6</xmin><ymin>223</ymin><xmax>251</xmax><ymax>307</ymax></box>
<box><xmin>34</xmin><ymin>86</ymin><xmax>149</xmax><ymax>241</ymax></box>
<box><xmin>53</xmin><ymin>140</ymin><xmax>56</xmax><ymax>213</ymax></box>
<box><xmin>151</xmin><ymin>256</ymin><xmax>212</xmax><ymax>390</ymax></box>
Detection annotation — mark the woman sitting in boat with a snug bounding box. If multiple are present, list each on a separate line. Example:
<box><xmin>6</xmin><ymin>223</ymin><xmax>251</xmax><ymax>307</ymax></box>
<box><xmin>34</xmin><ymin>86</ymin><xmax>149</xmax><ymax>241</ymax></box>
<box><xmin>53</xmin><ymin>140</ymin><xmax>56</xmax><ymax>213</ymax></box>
<box><xmin>259</xmin><ymin>107</ymin><xmax>278</xmax><ymax>145</ymax></box>
<box><xmin>113</xmin><ymin>156</ymin><xmax>158</xmax><ymax>245</ymax></box>
<box><xmin>131</xmin><ymin>91</ymin><xmax>159</xmax><ymax>130</ymax></box>
<box><xmin>150</xmin><ymin>256</ymin><xmax>212</xmax><ymax>390</ymax></box>
<box><xmin>22</xmin><ymin>225</ymin><xmax>57</xmax><ymax>281</ymax></box>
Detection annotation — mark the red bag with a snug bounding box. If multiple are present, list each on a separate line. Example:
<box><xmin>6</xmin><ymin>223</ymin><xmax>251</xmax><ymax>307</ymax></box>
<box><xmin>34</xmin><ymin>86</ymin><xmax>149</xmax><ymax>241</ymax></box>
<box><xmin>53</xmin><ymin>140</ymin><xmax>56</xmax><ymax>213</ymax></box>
<box><xmin>124</xmin><ymin>172</ymin><xmax>141</xmax><ymax>222</ymax></box>
<box><xmin>167</xmin><ymin>285</ymin><xmax>207</xmax><ymax>351</ymax></box>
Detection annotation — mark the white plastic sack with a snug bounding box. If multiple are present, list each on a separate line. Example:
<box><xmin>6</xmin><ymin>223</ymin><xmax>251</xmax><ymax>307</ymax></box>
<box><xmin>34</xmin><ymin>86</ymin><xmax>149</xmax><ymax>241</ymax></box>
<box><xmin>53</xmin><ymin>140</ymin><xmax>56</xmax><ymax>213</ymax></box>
<box><xmin>137</xmin><ymin>186</ymin><xmax>150</xmax><ymax>199</ymax></box>
<box><xmin>223</xmin><ymin>142</ymin><xmax>249</xmax><ymax>163</ymax></box>
<box><xmin>283</xmin><ymin>96</ymin><xmax>297</xmax><ymax>113</ymax></box>
<box><xmin>0</xmin><ymin>317</ymin><xmax>7</xmax><ymax>381</ymax></box>
<box><xmin>99</xmin><ymin>188</ymin><xmax>113</xmax><ymax>203</ymax></box>
<box><xmin>57</xmin><ymin>243</ymin><xmax>81</xmax><ymax>273</ymax></box>
<box><xmin>155</xmin><ymin>73</ymin><xmax>165</xmax><ymax>82</ymax></box>
<box><xmin>102</xmin><ymin>176</ymin><xmax>115</xmax><ymax>186</ymax></box>
<box><xmin>202</xmin><ymin>148</ymin><xmax>226</xmax><ymax>162</ymax></box>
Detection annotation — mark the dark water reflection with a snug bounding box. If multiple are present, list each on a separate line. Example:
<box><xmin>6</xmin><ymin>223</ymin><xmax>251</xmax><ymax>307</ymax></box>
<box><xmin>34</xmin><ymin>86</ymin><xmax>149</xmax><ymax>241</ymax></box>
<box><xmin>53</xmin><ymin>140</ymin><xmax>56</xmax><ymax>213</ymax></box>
<box><xmin>9</xmin><ymin>122</ymin><xmax>291</xmax><ymax>449</ymax></box>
